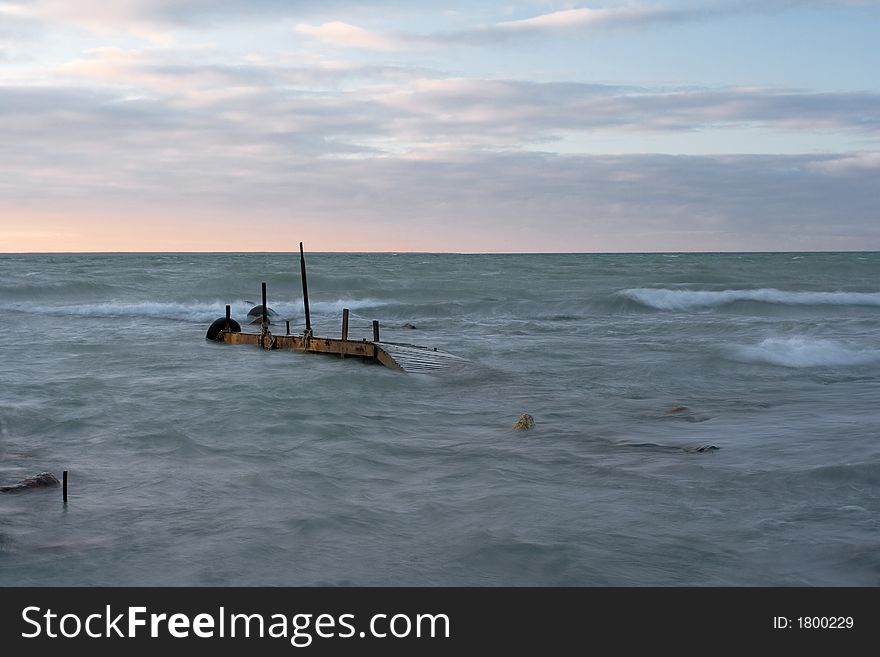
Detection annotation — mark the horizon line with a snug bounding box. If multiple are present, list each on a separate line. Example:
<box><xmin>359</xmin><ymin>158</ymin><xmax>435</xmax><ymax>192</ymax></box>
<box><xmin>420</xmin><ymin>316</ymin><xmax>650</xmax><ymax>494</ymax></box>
<box><xmin>1</xmin><ymin>249</ymin><xmax>878</xmax><ymax>256</ymax></box>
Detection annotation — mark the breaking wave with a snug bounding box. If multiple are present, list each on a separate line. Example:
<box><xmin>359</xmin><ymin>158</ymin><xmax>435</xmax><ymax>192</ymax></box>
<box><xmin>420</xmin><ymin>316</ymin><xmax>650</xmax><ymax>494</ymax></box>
<box><xmin>0</xmin><ymin>298</ymin><xmax>394</xmax><ymax>323</ymax></box>
<box><xmin>619</xmin><ymin>288</ymin><xmax>880</xmax><ymax>311</ymax></box>
<box><xmin>729</xmin><ymin>337</ymin><xmax>880</xmax><ymax>368</ymax></box>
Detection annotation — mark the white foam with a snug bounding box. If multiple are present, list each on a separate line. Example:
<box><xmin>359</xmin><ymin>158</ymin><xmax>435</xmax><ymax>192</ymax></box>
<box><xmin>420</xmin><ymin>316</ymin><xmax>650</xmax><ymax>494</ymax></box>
<box><xmin>730</xmin><ymin>337</ymin><xmax>880</xmax><ymax>368</ymax></box>
<box><xmin>0</xmin><ymin>298</ymin><xmax>393</xmax><ymax>322</ymax></box>
<box><xmin>619</xmin><ymin>288</ymin><xmax>880</xmax><ymax>311</ymax></box>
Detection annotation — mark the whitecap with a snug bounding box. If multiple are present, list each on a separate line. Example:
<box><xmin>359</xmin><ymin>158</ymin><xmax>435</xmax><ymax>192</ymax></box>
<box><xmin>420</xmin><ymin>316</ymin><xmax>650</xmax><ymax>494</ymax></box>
<box><xmin>0</xmin><ymin>297</ymin><xmax>395</xmax><ymax>323</ymax></box>
<box><xmin>728</xmin><ymin>337</ymin><xmax>880</xmax><ymax>368</ymax></box>
<box><xmin>619</xmin><ymin>288</ymin><xmax>880</xmax><ymax>311</ymax></box>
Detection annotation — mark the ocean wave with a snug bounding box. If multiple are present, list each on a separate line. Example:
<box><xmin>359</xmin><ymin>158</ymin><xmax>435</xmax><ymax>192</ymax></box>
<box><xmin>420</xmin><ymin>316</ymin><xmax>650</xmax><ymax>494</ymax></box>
<box><xmin>729</xmin><ymin>337</ymin><xmax>880</xmax><ymax>368</ymax></box>
<box><xmin>618</xmin><ymin>288</ymin><xmax>880</xmax><ymax>311</ymax></box>
<box><xmin>0</xmin><ymin>298</ymin><xmax>394</xmax><ymax>322</ymax></box>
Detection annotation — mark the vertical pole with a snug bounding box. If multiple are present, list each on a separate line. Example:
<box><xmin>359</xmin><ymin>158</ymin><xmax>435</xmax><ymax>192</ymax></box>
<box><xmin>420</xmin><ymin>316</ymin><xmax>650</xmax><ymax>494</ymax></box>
<box><xmin>300</xmin><ymin>242</ymin><xmax>311</xmax><ymax>333</ymax></box>
<box><xmin>286</xmin><ymin>320</ymin><xmax>290</xmax><ymax>335</ymax></box>
<box><xmin>372</xmin><ymin>320</ymin><xmax>380</xmax><ymax>342</ymax></box>
<box><xmin>341</xmin><ymin>308</ymin><xmax>350</xmax><ymax>359</ymax></box>
<box><xmin>225</xmin><ymin>304</ymin><xmax>231</xmax><ymax>331</ymax></box>
<box><xmin>261</xmin><ymin>282</ymin><xmax>268</xmax><ymax>325</ymax></box>
<box><xmin>62</xmin><ymin>470</ymin><xmax>68</xmax><ymax>504</ymax></box>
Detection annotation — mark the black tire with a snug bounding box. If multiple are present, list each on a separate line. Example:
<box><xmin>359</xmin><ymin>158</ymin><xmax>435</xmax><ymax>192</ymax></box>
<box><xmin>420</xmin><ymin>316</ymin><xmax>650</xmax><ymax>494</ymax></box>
<box><xmin>206</xmin><ymin>317</ymin><xmax>242</xmax><ymax>340</ymax></box>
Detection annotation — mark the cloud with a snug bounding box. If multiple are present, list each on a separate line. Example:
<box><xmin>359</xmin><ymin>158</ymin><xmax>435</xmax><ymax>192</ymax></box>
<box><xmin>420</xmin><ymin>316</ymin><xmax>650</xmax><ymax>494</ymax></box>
<box><xmin>0</xmin><ymin>0</ymin><xmax>420</xmax><ymax>33</ymax></box>
<box><xmin>55</xmin><ymin>46</ymin><xmax>435</xmax><ymax>110</ymax></box>
<box><xmin>5</xmin><ymin>0</ymin><xmax>879</xmax><ymax>49</ymax></box>
<box><xmin>2</xmin><ymin>67</ymin><xmax>878</xmax><ymax>251</ymax></box>
<box><xmin>3</xmin><ymin>133</ymin><xmax>877</xmax><ymax>251</ymax></box>
<box><xmin>2</xmin><ymin>0</ymin><xmax>877</xmax><ymax>253</ymax></box>
<box><xmin>368</xmin><ymin>79</ymin><xmax>880</xmax><ymax>147</ymax></box>
<box><xmin>294</xmin><ymin>21</ymin><xmax>406</xmax><ymax>52</ymax></box>
<box><xmin>23</xmin><ymin>50</ymin><xmax>880</xmax><ymax>161</ymax></box>
<box><xmin>493</xmin><ymin>6</ymin><xmax>698</xmax><ymax>32</ymax></box>
<box><xmin>287</xmin><ymin>2</ymin><xmax>880</xmax><ymax>52</ymax></box>
<box><xmin>59</xmin><ymin>47</ymin><xmax>271</xmax><ymax>105</ymax></box>
<box><xmin>0</xmin><ymin>0</ymin><xmax>177</xmax><ymax>41</ymax></box>
<box><xmin>809</xmin><ymin>150</ymin><xmax>880</xmax><ymax>174</ymax></box>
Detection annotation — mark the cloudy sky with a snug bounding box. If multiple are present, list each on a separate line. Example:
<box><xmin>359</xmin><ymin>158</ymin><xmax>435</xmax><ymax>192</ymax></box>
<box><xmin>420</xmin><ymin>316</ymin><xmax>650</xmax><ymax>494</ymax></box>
<box><xmin>1</xmin><ymin>0</ymin><xmax>878</xmax><ymax>252</ymax></box>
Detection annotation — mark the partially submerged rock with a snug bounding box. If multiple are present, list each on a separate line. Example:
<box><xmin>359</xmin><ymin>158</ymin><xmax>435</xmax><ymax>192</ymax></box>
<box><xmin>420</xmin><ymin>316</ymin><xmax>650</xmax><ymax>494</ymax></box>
<box><xmin>0</xmin><ymin>472</ymin><xmax>60</xmax><ymax>493</ymax></box>
<box><xmin>513</xmin><ymin>413</ymin><xmax>536</xmax><ymax>431</ymax></box>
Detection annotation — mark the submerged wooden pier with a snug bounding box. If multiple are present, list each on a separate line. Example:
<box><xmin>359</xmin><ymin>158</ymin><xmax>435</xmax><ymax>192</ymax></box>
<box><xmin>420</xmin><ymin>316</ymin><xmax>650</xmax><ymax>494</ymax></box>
<box><xmin>206</xmin><ymin>243</ymin><xmax>465</xmax><ymax>373</ymax></box>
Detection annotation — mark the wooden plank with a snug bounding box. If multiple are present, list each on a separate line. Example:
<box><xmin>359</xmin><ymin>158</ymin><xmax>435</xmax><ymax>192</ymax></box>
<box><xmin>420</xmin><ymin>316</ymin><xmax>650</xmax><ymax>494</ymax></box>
<box><xmin>221</xmin><ymin>331</ymin><xmax>378</xmax><ymax>359</ymax></box>
<box><xmin>303</xmin><ymin>337</ymin><xmax>377</xmax><ymax>358</ymax></box>
<box><xmin>218</xmin><ymin>332</ymin><xmax>464</xmax><ymax>373</ymax></box>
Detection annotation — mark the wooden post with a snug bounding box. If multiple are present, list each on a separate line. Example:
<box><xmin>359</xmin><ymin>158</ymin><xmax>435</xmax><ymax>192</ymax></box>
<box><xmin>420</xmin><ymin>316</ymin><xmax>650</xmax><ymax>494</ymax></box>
<box><xmin>286</xmin><ymin>320</ymin><xmax>290</xmax><ymax>335</ymax></box>
<box><xmin>340</xmin><ymin>308</ymin><xmax>350</xmax><ymax>359</ymax></box>
<box><xmin>372</xmin><ymin>320</ymin><xmax>380</xmax><ymax>342</ymax></box>
<box><xmin>62</xmin><ymin>470</ymin><xmax>68</xmax><ymax>504</ymax></box>
<box><xmin>300</xmin><ymin>242</ymin><xmax>312</xmax><ymax>333</ymax></box>
<box><xmin>261</xmin><ymin>282</ymin><xmax>268</xmax><ymax>325</ymax></box>
<box><xmin>225</xmin><ymin>304</ymin><xmax>231</xmax><ymax>331</ymax></box>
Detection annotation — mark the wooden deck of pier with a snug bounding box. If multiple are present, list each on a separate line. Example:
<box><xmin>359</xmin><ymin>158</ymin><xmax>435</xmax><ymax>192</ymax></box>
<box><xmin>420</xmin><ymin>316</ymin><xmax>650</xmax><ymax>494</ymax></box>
<box><xmin>216</xmin><ymin>330</ymin><xmax>465</xmax><ymax>372</ymax></box>
<box><xmin>207</xmin><ymin>243</ymin><xmax>465</xmax><ymax>373</ymax></box>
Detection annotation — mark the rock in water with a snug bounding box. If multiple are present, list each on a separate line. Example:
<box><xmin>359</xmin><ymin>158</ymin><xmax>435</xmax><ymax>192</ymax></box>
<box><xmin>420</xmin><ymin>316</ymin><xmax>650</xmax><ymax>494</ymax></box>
<box><xmin>0</xmin><ymin>472</ymin><xmax>60</xmax><ymax>493</ymax></box>
<box><xmin>513</xmin><ymin>414</ymin><xmax>536</xmax><ymax>431</ymax></box>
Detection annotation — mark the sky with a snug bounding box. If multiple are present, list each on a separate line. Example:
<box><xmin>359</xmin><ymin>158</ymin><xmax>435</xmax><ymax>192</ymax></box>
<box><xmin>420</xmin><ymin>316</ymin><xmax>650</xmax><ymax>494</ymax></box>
<box><xmin>0</xmin><ymin>0</ymin><xmax>878</xmax><ymax>253</ymax></box>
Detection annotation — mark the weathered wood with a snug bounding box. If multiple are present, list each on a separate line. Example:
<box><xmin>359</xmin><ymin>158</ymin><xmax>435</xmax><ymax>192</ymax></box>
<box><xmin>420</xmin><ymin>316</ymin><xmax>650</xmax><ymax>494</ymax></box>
<box><xmin>261</xmin><ymin>282</ymin><xmax>268</xmax><ymax>325</ymax></box>
<box><xmin>225</xmin><ymin>304</ymin><xmax>231</xmax><ymax>331</ymax></box>
<box><xmin>221</xmin><ymin>331</ymin><xmax>378</xmax><ymax>359</ymax></box>
<box><xmin>340</xmin><ymin>308</ymin><xmax>350</xmax><ymax>359</ymax></box>
<box><xmin>372</xmin><ymin>320</ymin><xmax>380</xmax><ymax>342</ymax></box>
<box><xmin>219</xmin><ymin>330</ymin><xmax>465</xmax><ymax>373</ymax></box>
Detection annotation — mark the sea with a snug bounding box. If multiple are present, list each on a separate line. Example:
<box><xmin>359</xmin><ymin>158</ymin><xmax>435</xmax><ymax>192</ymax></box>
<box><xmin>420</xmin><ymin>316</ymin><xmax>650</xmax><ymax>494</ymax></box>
<box><xmin>1</xmin><ymin>251</ymin><xmax>878</xmax><ymax>586</ymax></box>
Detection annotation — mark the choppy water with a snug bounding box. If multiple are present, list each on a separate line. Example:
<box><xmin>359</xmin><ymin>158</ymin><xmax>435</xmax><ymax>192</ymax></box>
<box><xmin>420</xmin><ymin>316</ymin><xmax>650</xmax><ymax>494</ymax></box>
<box><xmin>1</xmin><ymin>251</ymin><xmax>878</xmax><ymax>586</ymax></box>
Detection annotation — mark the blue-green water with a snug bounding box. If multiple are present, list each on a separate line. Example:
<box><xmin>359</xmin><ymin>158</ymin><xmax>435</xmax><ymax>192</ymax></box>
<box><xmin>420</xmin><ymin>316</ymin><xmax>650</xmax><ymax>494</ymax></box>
<box><xmin>1</xmin><ymin>252</ymin><xmax>879</xmax><ymax>585</ymax></box>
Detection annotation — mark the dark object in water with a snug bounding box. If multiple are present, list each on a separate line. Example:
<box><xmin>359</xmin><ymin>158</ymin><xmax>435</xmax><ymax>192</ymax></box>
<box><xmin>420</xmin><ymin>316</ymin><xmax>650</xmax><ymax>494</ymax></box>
<box><xmin>206</xmin><ymin>317</ymin><xmax>242</xmax><ymax>341</ymax></box>
<box><xmin>619</xmin><ymin>440</ymin><xmax>719</xmax><ymax>454</ymax></box>
<box><xmin>401</xmin><ymin>322</ymin><xmax>417</xmax><ymax>329</ymax></box>
<box><xmin>0</xmin><ymin>472</ymin><xmax>60</xmax><ymax>493</ymax></box>
<box><xmin>513</xmin><ymin>413</ymin><xmax>536</xmax><ymax>431</ymax></box>
<box><xmin>248</xmin><ymin>305</ymin><xmax>277</xmax><ymax>318</ymax></box>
